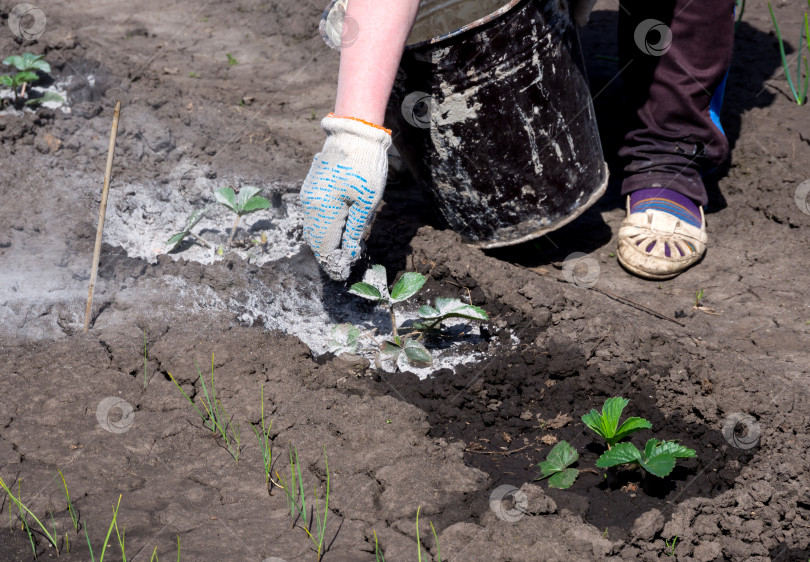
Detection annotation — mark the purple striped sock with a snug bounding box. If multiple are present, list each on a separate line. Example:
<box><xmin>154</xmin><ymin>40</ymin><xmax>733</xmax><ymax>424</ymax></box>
<box><xmin>629</xmin><ymin>188</ymin><xmax>702</xmax><ymax>258</ymax></box>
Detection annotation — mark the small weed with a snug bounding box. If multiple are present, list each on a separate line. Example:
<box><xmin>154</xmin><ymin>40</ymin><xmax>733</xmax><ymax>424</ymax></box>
<box><xmin>694</xmin><ymin>288</ymin><xmax>705</xmax><ymax>308</ymax></box>
<box><xmin>767</xmin><ymin>0</ymin><xmax>810</xmax><ymax>105</ymax></box>
<box><xmin>374</xmin><ymin>530</ymin><xmax>385</xmax><ymax>561</ymax></box>
<box><xmin>327</xmin><ymin>323</ymin><xmax>361</xmax><ymax>355</ymax></box>
<box><xmin>275</xmin><ymin>445</ymin><xmax>330</xmax><ymax>561</ymax></box>
<box><xmin>189</xmin><ymin>71</ymin><xmax>200</xmax><ymax>78</ymax></box>
<box><xmin>226</xmin><ymin>53</ymin><xmax>238</xmax><ymax>66</ymax></box>
<box><xmin>167</xmin><ymin>354</ymin><xmax>241</xmax><ymax>461</ymax></box>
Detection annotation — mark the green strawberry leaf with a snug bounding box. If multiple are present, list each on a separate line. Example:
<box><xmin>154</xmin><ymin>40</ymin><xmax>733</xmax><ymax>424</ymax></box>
<box><xmin>214</xmin><ymin>187</ymin><xmax>237</xmax><ymax>212</ymax></box>
<box><xmin>240</xmin><ymin>195</ymin><xmax>272</xmax><ymax>214</ymax></box>
<box><xmin>403</xmin><ymin>339</ymin><xmax>432</xmax><ymax>366</ymax></box>
<box><xmin>646</xmin><ymin>439</ymin><xmax>696</xmax><ymax>459</ymax></box>
<box><xmin>548</xmin><ymin>468</ymin><xmax>579</xmax><ymax>489</ymax></box>
<box><xmin>611</xmin><ymin>416</ymin><xmax>653</xmax><ymax>445</ymax></box>
<box><xmin>0</xmin><ymin>74</ymin><xmax>14</xmax><ymax>87</ymax></box>
<box><xmin>582</xmin><ymin>408</ymin><xmax>610</xmax><ymax>440</ymax></box>
<box><xmin>362</xmin><ymin>265</ymin><xmax>391</xmax><ymax>301</ymax></box>
<box><xmin>186</xmin><ymin>207</ymin><xmax>209</xmax><ymax>231</ymax></box>
<box><xmin>166</xmin><ymin>232</ymin><xmax>187</xmax><ymax>248</ymax></box>
<box><xmin>418</xmin><ymin>297</ymin><xmax>488</xmax><ymax>321</ymax></box>
<box><xmin>639</xmin><ymin>453</ymin><xmax>677</xmax><ymax>478</ymax></box>
<box><xmin>4</xmin><ymin>53</ymin><xmax>49</xmax><ymax>73</ymax></box>
<box><xmin>348</xmin><ymin>282</ymin><xmax>383</xmax><ymax>301</ymax></box>
<box><xmin>537</xmin><ymin>441</ymin><xmax>578</xmax><ymax>478</ymax></box>
<box><xmin>390</xmin><ymin>272</ymin><xmax>426</xmax><ymax>303</ymax></box>
<box><xmin>235</xmin><ymin>186</ymin><xmax>262</xmax><ymax>210</ymax></box>
<box><xmin>595</xmin><ymin>442</ymin><xmax>642</xmax><ymax>468</ymax></box>
<box><xmin>25</xmin><ymin>91</ymin><xmax>65</xmax><ymax>106</ymax></box>
<box><xmin>601</xmin><ymin>396</ymin><xmax>629</xmax><ymax>437</ymax></box>
<box><xmin>13</xmin><ymin>71</ymin><xmax>38</xmax><ymax>86</ymax></box>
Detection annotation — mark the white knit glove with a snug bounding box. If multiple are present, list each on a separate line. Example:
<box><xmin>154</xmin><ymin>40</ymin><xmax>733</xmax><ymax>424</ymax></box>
<box><xmin>300</xmin><ymin>115</ymin><xmax>392</xmax><ymax>281</ymax></box>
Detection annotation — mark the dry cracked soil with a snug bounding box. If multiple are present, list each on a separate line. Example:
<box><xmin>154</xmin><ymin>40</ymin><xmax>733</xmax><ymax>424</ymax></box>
<box><xmin>1</xmin><ymin>0</ymin><xmax>809</xmax><ymax>561</ymax></box>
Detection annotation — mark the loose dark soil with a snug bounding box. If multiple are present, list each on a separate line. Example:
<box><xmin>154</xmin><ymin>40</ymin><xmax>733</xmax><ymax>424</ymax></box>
<box><xmin>1</xmin><ymin>0</ymin><xmax>809</xmax><ymax>561</ymax></box>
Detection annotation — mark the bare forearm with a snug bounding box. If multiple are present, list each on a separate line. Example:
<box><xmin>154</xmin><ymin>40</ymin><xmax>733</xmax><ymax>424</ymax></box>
<box><xmin>334</xmin><ymin>0</ymin><xmax>421</xmax><ymax>125</ymax></box>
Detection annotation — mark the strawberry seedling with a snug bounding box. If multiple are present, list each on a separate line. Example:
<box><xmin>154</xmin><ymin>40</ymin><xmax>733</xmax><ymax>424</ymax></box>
<box><xmin>349</xmin><ymin>265</ymin><xmax>488</xmax><ymax>371</ymax></box>
<box><xmin>214</xmin><ymin>186</ymin><xmax>272</xmax><ymax>246</ymax></box>
<box><xmin>0</xmin><ymin>52</ymin><xmax>64</xmax><ymax>109</ymax></box>
<box><xmin>581</xmin><ymin>396</ymin><xmax>652</xmax><ymax>448</ymax></box>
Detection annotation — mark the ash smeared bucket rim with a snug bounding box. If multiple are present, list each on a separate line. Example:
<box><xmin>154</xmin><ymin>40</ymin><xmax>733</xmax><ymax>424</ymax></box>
<box><xmin>404</xmin><ymin>0</ymin><xmax>524</xmax><ymax>50</ymax></box>
<box><xmin>320</xmin><ymin>0</ymin><xmax>525</xmax><ymax>52</ymax></box>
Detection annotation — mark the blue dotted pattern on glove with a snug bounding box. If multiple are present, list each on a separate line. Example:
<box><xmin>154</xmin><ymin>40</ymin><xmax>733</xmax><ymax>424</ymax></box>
<box><xmin>300</xmin><ymin>159</ymin><xmax>378</xmax><ymax>260</ymax></box>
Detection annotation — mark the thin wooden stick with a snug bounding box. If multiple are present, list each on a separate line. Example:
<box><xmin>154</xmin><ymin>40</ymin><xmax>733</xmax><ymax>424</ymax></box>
<box><xmin>84</xmin><ymin>101</ymin><xmax>122</xmax><ymax>333</ymax></box>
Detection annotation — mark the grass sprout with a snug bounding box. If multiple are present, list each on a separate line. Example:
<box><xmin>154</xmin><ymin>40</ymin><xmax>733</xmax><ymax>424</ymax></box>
<box><xmin>251</xmin><ymin>383</ymin><xmax>275</xmax><ymax>493</ymax></box>
<box><xmin>415</xmin><ymin>505</ymin><xmax>442</xmax><ymax>562</ymax></box>
<box><xmin>767</xmin><ymin>1</ymin><xmax>810</xmax><ymax>105</ymax></box>
<box><xmin>167</xmin><ymin>353</ymin><xmax>241</xmax><ymax>462</ymax></box>
<box><xmin>58</xmin><ymin>469</ymin><xmax>79</xmax><ymax>533</ymax></box>
<box><xmin>84</xmin><ymin>494</ymin><xmax>121</xmax><ymax>562</ymax></box>
<box><xmin>275</xmin><ymin>445</ymin><xmax>330</xmax><ymax>561</ymax></box>
<box><xmin>0</xmin><ymin>474</ymin><xmax>60</xmax><ymax>554</ymax></box>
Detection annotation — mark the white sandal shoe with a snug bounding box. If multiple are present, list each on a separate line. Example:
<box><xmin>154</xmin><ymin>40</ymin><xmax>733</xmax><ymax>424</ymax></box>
<box><xmin>616</xmin><ymin>197</ymin><xmax>708</xmax><ymax>280</ymax></box>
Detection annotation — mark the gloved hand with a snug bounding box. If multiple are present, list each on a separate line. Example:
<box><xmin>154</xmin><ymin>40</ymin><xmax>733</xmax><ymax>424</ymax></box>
<box><xmin>300</xmin><ymin>114</ymin><xmax>392</xmax><ymax>281</ymax></box>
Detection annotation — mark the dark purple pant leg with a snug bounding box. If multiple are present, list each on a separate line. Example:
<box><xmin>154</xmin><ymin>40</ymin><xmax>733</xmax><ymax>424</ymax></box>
<box><xmin>617</xmin><ymin>0</ymin><xmax>736</xmax><ymax>206</ymax></box>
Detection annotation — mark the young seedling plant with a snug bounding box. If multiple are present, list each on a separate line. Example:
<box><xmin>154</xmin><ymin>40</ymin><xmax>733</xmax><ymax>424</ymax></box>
<box><xmin>349</xmin><ymin>265</ymin><xmax>488</xmax><ymax>371</ymax></box>
<box><xmin>275</xmin><ymin>445</ymin><xmax>330</xmax><ymax>562</ymax></box>
<box><xmin>0</xmin><ymin>52</ymin><xmax>64</xmax><ymax>109</ymax></box>
<box><xmin>167</xmin><ymin>353</ymin><xmax>242</xmax><ymax>461</ymax></box>
<box><xmin>534</xmin><ymin>397</ymin><xmax>696</xmax><ymax>490</ymax></box>
<box><xmin>214</xmin><ymin>186</ymin><xmax>271</xmax><ymax>246</ymax></box>
<box><xmin>165</xmin><ymin>186</ymin><xmax>272</xmax><ymax>252</ymax></box>
<box><xmin>251</xmin><ymin>383</ymin><xmax>275</xmax><ymax>494</ymax></box>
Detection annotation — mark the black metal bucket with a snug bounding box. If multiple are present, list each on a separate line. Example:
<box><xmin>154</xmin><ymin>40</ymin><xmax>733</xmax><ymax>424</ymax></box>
<box><xmin>322</xmin><ymin>0</ymin><xmax>608</xmax><ymax>248</ymax></box>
